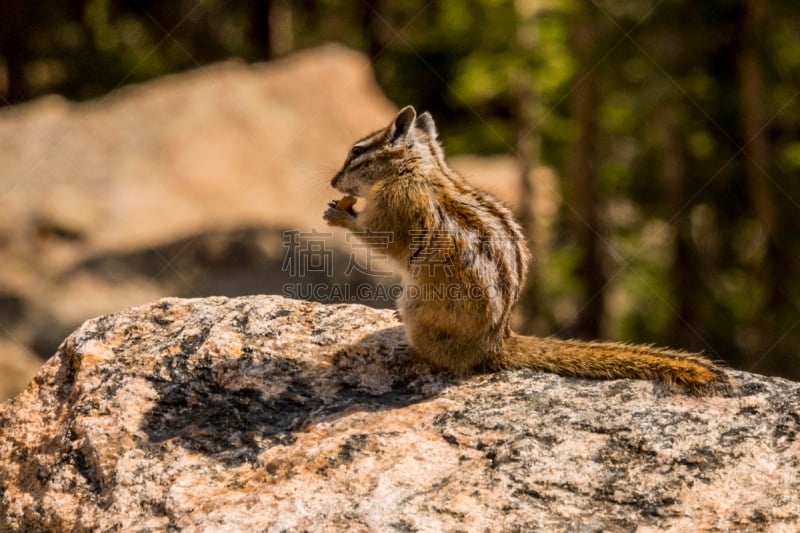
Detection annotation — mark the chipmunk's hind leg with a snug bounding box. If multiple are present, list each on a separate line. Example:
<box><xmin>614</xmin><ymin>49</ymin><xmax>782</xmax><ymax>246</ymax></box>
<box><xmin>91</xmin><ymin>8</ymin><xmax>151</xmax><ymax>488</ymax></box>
<box><xmin>403</xmin><ymin>321</ymin><xmax>490</xmax><ymax>375</ymax></box>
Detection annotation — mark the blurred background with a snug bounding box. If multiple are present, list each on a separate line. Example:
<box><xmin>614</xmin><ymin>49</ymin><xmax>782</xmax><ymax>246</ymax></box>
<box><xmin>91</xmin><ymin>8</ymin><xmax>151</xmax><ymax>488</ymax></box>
<box><xmin>1</xmin><ymin>0</ymin><xmax>798</xmax><ymax>399</ymax></box>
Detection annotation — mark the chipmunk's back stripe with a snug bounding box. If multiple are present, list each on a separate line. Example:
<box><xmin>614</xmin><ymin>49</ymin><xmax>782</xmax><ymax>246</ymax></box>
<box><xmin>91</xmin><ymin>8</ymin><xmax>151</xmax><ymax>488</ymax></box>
<box><xmin>433</xmin><ymin>176</ymin><xmax>521</xmax><ymax>327</ymax></box>
<box><xmin>472</xmin><ymin>190</ymin><xmax>526</xmax><ymax>295</ymax></box>
<box><xmin>425</xmin><ymin>135</ymin><xmax>449</xmax><ymax>174</ymax></box>
<box><xmin>438</xmin><ymin>165</ymin><xmax>527</xmax><ymax>300</ymax></box>
<box><xmin>472</xmin><ymin>192</ymin><xmax>523</xmax><ymax>331</ymax></box>
<box><xmin>419</xmin><ymin>133</ymin><xmax>528</xmax><ymax>319</ymax></box>
<box><xmin>458</xmin><ymin>181</ymin><xmax>526</xmax><ymax>330</ymax></box>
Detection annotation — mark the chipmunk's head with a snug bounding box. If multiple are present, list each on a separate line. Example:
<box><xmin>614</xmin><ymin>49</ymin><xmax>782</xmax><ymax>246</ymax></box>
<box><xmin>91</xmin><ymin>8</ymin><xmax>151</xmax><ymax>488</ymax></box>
<box><xmin>331</xmin><ymin>105</ymin><xmax>444</xmax><ymax>197</ymax></box>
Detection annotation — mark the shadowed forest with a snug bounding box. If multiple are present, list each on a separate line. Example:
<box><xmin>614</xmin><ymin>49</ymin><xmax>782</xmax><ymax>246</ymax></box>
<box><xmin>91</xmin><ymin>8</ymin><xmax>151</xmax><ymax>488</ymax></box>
<box><xmin>1</xmin><ymin>0</ymin><xmax>798</xmax><ymax>380</ymax></box>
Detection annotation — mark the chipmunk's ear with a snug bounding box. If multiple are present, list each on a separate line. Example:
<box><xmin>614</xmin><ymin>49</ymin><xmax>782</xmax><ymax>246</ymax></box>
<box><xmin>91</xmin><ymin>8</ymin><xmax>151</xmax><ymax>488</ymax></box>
<box><xmin>389</xmin><ymin>106</ymin><xmax>416</xmax><ymax>144</ymax></box>
<box><xmin>414</xmin><ymin>111</ymin><xmax>438</xmax><ymax>139</ymax></box>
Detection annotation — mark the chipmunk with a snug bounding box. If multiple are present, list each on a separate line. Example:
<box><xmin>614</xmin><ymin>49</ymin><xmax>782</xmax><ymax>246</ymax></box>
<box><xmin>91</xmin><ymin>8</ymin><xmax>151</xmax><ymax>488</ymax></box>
<box><xmin>324</xmin><ymin>106</ymin><xmax>730</xmax><ymax>395</ymax></box>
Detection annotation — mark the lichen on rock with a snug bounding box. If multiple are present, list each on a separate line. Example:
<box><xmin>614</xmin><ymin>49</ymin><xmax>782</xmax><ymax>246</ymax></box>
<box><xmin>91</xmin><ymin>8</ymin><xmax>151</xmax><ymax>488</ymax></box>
<box><xmin>0</xmin><ymin>295</ymin><xmax>798</xmax><ymax>531</ymax></box>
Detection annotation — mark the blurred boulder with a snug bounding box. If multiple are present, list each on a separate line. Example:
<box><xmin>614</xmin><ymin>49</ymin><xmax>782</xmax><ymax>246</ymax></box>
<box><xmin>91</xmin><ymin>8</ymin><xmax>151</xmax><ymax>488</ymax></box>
<box><xmin>0</xmin><ymin>44</ymin><xmax>525</xmax><ymax>400</ymax></box>
<box><xmin>0</xmin><ymin>340</ymin><xmax>41</xmax><ymax>401</ymax></box>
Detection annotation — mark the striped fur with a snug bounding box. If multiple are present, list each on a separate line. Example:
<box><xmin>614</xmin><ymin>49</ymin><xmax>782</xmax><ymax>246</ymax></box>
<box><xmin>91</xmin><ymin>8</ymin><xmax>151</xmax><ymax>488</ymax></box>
<box><xmin>325</xmin><ymin>106</ymin><xmax>730</xmax><ymax>395</ymax></box>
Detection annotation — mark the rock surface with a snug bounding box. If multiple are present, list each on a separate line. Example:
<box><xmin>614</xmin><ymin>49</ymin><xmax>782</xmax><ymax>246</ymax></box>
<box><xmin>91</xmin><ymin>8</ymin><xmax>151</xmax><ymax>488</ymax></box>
<box><xmin>1</xmin><ymin>295</ymin><xmax>797</xmax><ymax>532</ymax></box>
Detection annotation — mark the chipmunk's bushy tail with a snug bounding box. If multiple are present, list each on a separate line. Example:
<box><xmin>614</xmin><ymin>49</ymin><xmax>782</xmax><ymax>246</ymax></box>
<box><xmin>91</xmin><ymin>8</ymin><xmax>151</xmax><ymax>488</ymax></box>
<box><xmin>495</xmin><ymin>333</ymin><xmax>731</xmax><ymax>395</ymax></box>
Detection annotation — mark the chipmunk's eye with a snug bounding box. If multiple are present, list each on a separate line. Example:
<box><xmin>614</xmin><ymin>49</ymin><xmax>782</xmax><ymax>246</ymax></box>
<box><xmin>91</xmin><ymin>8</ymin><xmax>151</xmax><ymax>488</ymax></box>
<box><xmin>350</xmin><ymin>145</ymin><xmax>367</xmax><ymax>158</ymax></box>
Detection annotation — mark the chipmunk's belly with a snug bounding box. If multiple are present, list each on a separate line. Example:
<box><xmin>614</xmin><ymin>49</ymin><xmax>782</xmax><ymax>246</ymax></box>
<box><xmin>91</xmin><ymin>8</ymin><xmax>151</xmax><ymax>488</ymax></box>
<box><xmin>395</xmin><ymin>272</ymin><xmax>502</xmax><ymax>334</ymax></box>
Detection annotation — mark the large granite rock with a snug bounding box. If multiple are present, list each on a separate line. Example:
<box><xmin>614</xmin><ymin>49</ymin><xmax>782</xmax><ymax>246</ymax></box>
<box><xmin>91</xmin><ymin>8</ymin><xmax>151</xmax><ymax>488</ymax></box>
<box><xmin>0</xmin><ymin>295</ymin><xmax>797</xmax><ymax>531</ymax></box>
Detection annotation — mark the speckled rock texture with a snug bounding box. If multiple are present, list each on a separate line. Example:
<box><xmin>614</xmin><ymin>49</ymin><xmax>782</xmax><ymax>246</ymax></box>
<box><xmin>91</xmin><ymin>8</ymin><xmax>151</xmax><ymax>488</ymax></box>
<box><xmin>0</xmin><ymin>295</ymin><xmax>797</xmax><ymax>532</ymax></box>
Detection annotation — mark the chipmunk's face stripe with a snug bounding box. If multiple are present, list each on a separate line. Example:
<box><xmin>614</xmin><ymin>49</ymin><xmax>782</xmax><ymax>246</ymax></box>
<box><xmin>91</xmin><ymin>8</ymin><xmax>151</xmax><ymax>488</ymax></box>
<box><xmin>343</xmin><ymin>125</ymin><xmax>412</xmax><ymax>171</ymax></box>
<box><xmin>346</xmin><ymin>131</ymin><xmax>382</xmax><ymax>161</ymax></box>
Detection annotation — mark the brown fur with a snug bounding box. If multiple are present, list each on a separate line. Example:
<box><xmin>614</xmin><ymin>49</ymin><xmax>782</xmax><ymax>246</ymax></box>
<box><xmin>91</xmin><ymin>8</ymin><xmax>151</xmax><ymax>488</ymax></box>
<box><xmin>324</xmin><ymin>106</ymin><xmax>730</xmax><ymax>395</ymax></box>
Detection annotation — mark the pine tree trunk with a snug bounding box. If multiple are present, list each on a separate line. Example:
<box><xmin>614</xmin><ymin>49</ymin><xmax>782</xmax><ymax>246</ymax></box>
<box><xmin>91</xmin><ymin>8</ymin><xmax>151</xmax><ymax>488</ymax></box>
<box><xmin>512</xmin><ymin>0</ymin><xmax>543</xmax><ymax>335</ymax></box>
<box><xmin>261</xmin><ymin>0</ymin><xmax>293</xmax><ymax>58</ymax></box>
<box><xmin>361</xmin><ymin>0</ymin><xmax>393</xmax><ymax>59</ymax></box>
<box><xmin>659</xmin><ymin>109</ymin><xmax>703</xmax><ymax>352</ymax></box>
<box><xmin>0</xmin><ymin>0</ymin><xmax>30</xmax><ymax>104</ymax></box>
<box><xmin>569</xmin><ymin>0</ymin><xmax>604</xmax><ymax>340</ymax></box>
<box><xmin>737</xmin><ymin>0</ymin><xmax>778</xmax><ymax>373</ymax></box>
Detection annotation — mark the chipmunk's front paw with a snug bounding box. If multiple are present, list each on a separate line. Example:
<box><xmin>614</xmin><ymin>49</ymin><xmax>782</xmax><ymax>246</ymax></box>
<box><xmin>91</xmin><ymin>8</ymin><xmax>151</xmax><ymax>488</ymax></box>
<box><xmin>323</xmin><ymin>203</ymin><xmax>357</xmax><ymax>229</ymax></box>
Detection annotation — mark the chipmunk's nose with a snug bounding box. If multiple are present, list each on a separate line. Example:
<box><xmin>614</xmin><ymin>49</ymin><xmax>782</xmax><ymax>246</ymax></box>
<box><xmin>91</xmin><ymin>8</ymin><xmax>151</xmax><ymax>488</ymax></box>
<box><xmin>331</xmin><ymin>171</ymin><xmax>342</xmax><ymax>189</ymax></box>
